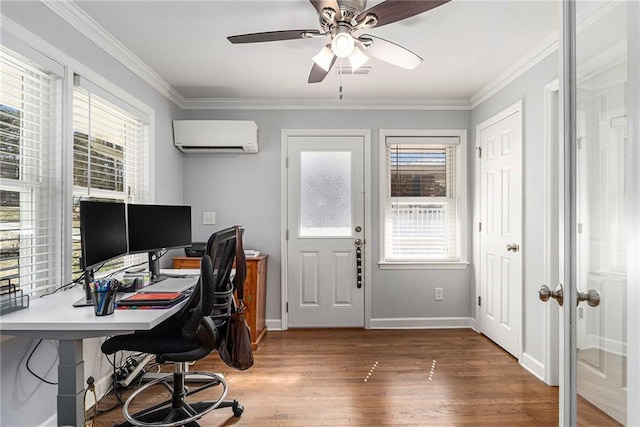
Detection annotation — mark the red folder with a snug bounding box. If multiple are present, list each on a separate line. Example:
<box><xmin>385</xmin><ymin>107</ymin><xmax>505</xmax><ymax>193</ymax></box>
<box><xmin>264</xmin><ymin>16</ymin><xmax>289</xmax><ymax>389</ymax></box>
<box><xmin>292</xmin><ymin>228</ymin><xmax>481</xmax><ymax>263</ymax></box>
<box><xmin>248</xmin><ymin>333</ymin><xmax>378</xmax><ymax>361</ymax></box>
<box><xmin>117</xmin><ymin>292</ymin><xmax>187</xmax><ymax>307</ymax></box>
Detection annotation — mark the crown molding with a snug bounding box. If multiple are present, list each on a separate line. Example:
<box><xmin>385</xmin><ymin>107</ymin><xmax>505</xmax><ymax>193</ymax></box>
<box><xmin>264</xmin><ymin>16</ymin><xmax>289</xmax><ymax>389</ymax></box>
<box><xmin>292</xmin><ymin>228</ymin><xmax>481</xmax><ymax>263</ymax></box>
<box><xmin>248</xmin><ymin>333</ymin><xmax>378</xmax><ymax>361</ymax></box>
<box><xmin>42</xmin><ymin>0</ymin><xmax>573</xmax><ymax>113</ymax></box>
<box><xmin>470</xmin><ymin>32</ymin><xmax>559</xmax><ymax>109</ymax></box>
<box><xmin>470</xmin><ymin>1</ymin><xmax>624</xmax><ymax>109</ymax></box>
<box><xmin>42</xmin><ymin>0</ymin><xmax>186</xmax><ymax>108</ymax></box>
<box><xmin>181</xmin><ymin>97</ymin><xmax>472</xmax><ymax>111</ymax></box>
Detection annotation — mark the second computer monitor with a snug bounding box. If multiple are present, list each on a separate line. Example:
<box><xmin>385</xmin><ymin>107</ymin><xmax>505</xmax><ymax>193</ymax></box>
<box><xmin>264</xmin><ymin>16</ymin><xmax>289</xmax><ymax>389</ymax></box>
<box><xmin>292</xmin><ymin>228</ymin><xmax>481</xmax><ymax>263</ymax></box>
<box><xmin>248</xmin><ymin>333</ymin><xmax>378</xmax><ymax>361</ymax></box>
<box><xmin>127</xmin><ymin>204</ymin><xmax>192</xmax><ymax>280</ymax></box>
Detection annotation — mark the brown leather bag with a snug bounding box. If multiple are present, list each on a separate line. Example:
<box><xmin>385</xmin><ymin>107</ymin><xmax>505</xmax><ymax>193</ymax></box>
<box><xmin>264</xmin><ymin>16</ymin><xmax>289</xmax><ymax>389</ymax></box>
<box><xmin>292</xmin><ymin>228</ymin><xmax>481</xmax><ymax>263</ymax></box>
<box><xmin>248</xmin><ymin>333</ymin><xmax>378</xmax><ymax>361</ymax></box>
<box><xmin>218</xmin><ymin>226</ymin><xmax>254</xmax><ymax>371</ymax></box>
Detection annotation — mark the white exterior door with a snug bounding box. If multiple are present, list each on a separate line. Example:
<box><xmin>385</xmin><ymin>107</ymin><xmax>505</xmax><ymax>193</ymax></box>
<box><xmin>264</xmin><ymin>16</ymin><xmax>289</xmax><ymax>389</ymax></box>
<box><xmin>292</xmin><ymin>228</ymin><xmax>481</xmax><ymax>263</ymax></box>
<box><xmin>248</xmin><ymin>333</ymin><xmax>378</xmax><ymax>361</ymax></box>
<box><xmin>478</xmin><ymin>102</ymin><xmax>523</xmax><ymax>358</ymax></box>
<box><xmin>285</xmin><ymin>134</ymin><xmax>365</xmax><ymax>327</ymax></box>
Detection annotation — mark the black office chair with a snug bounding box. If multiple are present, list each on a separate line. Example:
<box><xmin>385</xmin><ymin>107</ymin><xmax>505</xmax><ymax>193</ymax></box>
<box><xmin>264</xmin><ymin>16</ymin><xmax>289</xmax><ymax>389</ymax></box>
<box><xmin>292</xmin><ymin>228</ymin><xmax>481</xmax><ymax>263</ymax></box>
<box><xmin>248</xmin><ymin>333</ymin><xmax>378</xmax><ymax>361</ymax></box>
<box><xmin>101</xmin><ymin>226</ymin><xmax>243</xmax><ymax>427</ymax></box>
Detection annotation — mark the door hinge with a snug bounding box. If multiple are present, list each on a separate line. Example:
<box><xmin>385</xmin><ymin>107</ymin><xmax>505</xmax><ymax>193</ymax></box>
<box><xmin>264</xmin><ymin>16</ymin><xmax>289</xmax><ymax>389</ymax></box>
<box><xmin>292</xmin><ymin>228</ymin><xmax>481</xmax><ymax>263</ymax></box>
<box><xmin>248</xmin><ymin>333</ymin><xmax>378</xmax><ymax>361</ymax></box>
<box><xmin>478</xmin><ymin>222</ymin><xmax>482</xmax><ymax>232</ymax></box>
<box><xmin>286</xmin><ymin>156</ymin><xmax>289</xmax><ymax>168</ymax></box>
<box><xmin>285</xmin><ymin>229</ymin><xmax>289</xmax><ymax>240</ymax></box>
<box><xmin>286</xmin><ymin>302</ymin><xmax>289</xmax><ymax>313</ymax></box>
<box><xmin>476</xmin><ymin>146</ymin><xmax>482</xmax><ymax>158</ymax></box>
<box><xmin>478</xmin><ymin>296</ymin><xmax>481</xmax><ymax>306</ymax></box>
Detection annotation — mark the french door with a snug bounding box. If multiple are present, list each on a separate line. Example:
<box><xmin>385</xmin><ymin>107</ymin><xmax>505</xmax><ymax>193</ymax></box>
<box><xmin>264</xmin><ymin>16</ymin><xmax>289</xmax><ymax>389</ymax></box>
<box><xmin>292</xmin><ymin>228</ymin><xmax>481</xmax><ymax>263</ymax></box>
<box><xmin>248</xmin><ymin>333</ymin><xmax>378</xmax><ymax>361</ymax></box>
<box><xmin>552</xmin><ymin>1</ymin><xmax>638</xmax><ymax>424</ymax></box>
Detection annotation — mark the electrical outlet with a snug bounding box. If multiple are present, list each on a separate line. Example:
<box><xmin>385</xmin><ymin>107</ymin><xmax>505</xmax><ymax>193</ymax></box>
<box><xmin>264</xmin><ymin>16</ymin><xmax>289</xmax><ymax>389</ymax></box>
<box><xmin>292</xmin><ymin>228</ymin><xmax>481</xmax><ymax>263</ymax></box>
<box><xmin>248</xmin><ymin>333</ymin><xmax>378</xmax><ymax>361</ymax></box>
<box><xmin>434</xmin><ymin>288</ymin><xmax>444</xmax><ymax>301</ymax></box>
<box><xmin>202</xmin><ymin>211</ymin><xmax>216</xmax><ymax>225</ymax></box>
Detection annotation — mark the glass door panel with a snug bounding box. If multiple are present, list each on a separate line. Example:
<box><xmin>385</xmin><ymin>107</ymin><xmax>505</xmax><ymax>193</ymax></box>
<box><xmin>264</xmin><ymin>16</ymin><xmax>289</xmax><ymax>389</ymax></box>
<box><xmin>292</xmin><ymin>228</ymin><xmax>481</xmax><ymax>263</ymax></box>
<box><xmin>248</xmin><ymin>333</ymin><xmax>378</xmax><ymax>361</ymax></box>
<box><xmin>575</xmin><ymin>1</ymin><xmax>628</xmax><ymax>424</ymax></box>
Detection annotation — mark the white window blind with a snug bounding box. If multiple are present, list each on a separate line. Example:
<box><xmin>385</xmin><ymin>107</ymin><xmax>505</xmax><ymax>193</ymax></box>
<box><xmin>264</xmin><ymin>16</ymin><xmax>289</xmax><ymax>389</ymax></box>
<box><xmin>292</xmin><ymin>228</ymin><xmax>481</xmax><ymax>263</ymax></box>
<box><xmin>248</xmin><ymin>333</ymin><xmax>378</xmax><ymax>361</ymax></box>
<box><xmin>72</xmin><ymin>84</ymin><xmax>149</xmax><ymax>275</ymax></box>
<box><xmin>384</xmin><ymin>137</ymin><xmax>460</xmax><ymax>262</ymax></box>
<box><xmin>0</xmin><ymin>46</ymin><xmax>62</xmax><ymax>295</ymax></box>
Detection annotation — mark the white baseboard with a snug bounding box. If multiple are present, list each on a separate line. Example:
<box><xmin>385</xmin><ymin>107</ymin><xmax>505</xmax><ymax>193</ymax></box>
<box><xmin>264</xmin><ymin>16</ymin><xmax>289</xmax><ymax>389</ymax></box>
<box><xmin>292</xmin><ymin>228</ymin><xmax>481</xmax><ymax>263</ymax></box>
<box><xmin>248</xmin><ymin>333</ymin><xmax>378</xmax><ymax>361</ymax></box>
<box><xmin>39</xmin><ymin>414</ymin><xmax>57</xmax><ymax>427</ymax></box>
<box><xmin>369</xmin><ymin>317</ymin><xmax>474</xmax><ymax>329</ymax></box>
<box><xmin>469</xmin><ymin>317</ymin><xmax>479</xmax><ymax>332</ymax></box>
<box><xmin>586</xmin><ymin>334</ymin><xmax>627</xmax><ymax>357</ymax></box>
<box><xmin>266</xmin><ymin>318</ymin><xmax>284</xmax><ymax>331</ymax></box>
<box><xmin>267</xmin><ymin>317</ymin><xmax>474</xmax><ymax>330</ymax></box>
<box><xmin>520</xmin><ymin>352</ymin><xmax>545</xmax><ymax>382</ymax></box>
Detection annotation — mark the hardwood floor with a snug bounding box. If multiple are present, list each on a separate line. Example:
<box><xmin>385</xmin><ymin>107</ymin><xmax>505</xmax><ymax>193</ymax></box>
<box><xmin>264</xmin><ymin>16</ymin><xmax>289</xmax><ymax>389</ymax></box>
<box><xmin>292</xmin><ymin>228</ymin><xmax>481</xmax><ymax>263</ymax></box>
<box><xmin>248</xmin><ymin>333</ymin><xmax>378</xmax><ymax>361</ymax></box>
<box><xmin>91</xmin><ymin>328</ymin><xmax>615</xmax><ymax>426</ymax></box>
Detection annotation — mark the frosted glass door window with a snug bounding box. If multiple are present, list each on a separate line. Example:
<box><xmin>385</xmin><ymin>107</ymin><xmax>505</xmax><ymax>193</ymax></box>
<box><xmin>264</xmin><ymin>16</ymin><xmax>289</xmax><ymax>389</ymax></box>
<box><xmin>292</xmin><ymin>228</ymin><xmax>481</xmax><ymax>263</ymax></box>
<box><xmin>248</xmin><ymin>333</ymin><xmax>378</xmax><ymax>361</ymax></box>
<box><xmin>299</xmin><ymin>151</ymin><xmax>352</xmax><ymax>237</ymax></box>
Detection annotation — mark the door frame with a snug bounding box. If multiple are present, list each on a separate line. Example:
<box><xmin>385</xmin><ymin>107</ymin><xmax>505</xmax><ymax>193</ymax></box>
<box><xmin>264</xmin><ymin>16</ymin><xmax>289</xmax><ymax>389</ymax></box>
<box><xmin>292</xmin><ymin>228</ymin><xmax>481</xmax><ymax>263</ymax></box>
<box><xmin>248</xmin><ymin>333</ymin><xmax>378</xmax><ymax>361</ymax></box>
<box><xmin>473</xmin><ymin>100</ymin><xmax>524</xmax><ymax>360</ymax></box>
<box><xmin>542</xmin><ymin>79</ymin><xmax>561</xmax><ymax>387</ymax></box>
<box><xmin>280</xmin><ymin>129</ymin><xmax>372</xmax><ymax>330</ymax></box>
<box><xmin>628</xmin><ymin>3</ymin><xmax>640</xmax><ymax>426</ymax></box>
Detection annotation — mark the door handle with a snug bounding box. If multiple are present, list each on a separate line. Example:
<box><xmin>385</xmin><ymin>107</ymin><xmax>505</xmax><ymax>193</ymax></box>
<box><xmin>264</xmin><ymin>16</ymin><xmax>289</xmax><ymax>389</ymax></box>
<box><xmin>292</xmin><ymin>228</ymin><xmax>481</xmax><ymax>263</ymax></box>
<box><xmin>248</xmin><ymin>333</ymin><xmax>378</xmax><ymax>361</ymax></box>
<box><xmin>538</xmin><ymin>283</ymin><xmax>563</xmax><ymax>306</ymax></box>
<box><xmin>539</xmin><ymin>284</ymin><xmax>601</xmax><ymax>307</ymax></box>
<box><xmin>355</xmin><ymin>239</ymin><xmax>363</xmax><ymax>289</ymax></box>
<box><xmin>506</xmin><ymin>243</ymin><xmax>519</xmax><ymax>252</ymax></box>
<box><xmin>577</xmin><ymin>289</ymin><xmax>600</xmax><ymax>307</ymax></box>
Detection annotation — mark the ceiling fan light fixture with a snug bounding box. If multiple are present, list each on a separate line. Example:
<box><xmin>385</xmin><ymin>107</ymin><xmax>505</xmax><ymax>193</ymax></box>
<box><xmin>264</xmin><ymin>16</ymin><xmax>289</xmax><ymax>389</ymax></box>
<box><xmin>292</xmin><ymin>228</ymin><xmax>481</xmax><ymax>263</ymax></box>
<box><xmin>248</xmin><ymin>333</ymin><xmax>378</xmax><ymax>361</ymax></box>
<box><xmin>312</xmin><ymin>46</ymin><xmax>335</xmax><ymax>72</ymax></box>
<box><xmin>348</xmin><ymin>46</ymin><xmax>369</xmax><ymax>71</ymax></box>
<box><xmin>331</xmin><ymin>32</ymin><xmax>355</xmax><ymax>58</ymax></box>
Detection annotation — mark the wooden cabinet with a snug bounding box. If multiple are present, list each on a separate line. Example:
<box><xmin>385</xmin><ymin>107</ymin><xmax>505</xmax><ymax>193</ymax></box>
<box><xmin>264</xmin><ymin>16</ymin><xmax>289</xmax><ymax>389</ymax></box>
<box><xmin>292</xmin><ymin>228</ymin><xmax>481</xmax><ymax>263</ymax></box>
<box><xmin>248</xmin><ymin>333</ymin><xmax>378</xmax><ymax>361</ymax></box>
<box><xmin>243</xmin><ymin>255</ymin><xmax>268</xmax><ymax>350</ymax></box>
<box><xmin>172</xmin><ymin>254</ymin><xmax>268</xmax><ymax>350</ymax></box>
<box><xmin>172</xmin><ymin>256</ymin><xmax>201</xmax><ymax>269</ymax></box>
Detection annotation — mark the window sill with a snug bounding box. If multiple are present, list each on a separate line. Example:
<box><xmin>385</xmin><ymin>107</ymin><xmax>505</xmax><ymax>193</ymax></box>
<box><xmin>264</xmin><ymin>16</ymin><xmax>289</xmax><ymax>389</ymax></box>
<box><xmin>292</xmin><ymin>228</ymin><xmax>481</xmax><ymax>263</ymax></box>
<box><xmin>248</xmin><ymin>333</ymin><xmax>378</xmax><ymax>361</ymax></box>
<box><xmin>378</xmin><ymin>261</ymin><xmax>469</xmax><ymax>270</ymax></box>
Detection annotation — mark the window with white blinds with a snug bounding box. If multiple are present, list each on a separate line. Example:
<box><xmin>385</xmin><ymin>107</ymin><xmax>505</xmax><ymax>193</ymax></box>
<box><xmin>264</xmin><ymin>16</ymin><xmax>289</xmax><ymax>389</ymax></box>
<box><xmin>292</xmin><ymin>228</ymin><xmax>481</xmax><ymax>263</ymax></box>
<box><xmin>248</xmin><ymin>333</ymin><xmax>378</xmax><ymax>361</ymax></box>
<box><xmin>72</xmin><ymin>84</ymin><xmax>149</xmax><ymax>275</ymax></box>
<box><xmin>0</xmin><ymin>46</ymin><xmax>62</xmax><ymax>295</ymax></box>
<box><xmin>383</xmin><ymin>136</ymin><xmax>462</xmax><ymax>263</ymax></box>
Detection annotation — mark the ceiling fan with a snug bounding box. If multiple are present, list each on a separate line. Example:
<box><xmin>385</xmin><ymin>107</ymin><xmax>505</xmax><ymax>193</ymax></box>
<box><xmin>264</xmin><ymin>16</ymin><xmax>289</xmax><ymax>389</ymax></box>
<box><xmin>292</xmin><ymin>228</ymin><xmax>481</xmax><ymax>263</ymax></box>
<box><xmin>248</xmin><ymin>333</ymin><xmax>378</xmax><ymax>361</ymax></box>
<box><xmin>227</xmin><ymin>0</ymin><xmax>451</xmax><ymax>83</ymax></box>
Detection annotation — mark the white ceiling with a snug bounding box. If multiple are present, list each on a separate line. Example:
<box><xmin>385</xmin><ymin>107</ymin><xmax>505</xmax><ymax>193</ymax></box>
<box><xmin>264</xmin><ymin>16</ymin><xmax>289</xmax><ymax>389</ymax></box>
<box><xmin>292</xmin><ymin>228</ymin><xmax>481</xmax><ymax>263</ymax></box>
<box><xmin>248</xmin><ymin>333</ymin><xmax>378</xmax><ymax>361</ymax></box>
<box><xmin>70</xmin><ymin>0</ymin><xmax>560</xmax><ymax>104</ymax></box>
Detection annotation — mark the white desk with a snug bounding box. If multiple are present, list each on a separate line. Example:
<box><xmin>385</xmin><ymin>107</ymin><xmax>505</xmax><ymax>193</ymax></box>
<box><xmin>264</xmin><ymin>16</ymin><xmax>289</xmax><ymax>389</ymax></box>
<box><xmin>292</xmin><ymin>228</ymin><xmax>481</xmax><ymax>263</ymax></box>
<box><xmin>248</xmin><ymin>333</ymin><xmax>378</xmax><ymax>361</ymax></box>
<box><xmin>0</xmin><ymin>283</ymin><xmax>190</xmax><ymax>426</ymax></box>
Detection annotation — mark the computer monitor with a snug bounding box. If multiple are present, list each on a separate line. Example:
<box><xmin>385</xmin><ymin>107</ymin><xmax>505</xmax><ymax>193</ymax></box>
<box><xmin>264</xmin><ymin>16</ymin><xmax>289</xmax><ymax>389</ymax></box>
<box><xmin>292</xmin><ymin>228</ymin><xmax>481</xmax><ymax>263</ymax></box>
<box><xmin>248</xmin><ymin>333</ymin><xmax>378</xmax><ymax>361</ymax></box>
<box><xmin>127</xmin><ymin>204</ymin><xmax>192</xmax><ymax>281</ymax></box>
<box><xmin>77</xmin><ymin>199</ymin><xmax>128</xmax><ymax>305</ymax></box>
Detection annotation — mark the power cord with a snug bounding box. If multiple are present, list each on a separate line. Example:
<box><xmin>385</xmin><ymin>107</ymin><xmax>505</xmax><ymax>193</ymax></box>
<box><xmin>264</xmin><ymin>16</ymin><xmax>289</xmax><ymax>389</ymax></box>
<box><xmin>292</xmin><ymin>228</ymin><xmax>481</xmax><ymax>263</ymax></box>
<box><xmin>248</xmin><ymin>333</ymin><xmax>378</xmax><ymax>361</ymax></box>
<box><xmin>83</xmin><ymin>376</ymin><xmax>98</xmax><ymax>427</ymax></box>
<box><xmin>38</xmin><ymin>271</ymin><xmax>87</xmax><ymax>298</ymax></box>
<box><xmin>25</xmin><ymin>339</ymin><xmax>57</xmax><ymax>385</ymax></box>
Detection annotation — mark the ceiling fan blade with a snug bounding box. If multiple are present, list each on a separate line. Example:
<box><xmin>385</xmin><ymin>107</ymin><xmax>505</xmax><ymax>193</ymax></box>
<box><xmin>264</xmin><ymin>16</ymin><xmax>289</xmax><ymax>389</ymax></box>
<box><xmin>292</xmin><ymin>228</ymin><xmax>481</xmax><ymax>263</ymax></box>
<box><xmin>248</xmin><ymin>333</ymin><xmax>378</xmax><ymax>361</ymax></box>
<box><xmin>308</xmin><ymin>56</ymin><xmax>337</xmax><ymax>83</ymax></box>
<box><xmin>309</xmin><ymin>0</ymin><xmax>342</xmax><ymax>21</ymax></box>
<box><xmin>356</xmin><ymin>0</ymin><xmax>450</xmax><ymax>29</ymax></box>
<box><xmin>228</xmin><ymin>29</ymin><xmax>321</xmax><ymax>44</ymax></box>
<box><xmin>359</xmin><ymin>35</ymin><xmax>422</xmax><ymax>70</ymax></box>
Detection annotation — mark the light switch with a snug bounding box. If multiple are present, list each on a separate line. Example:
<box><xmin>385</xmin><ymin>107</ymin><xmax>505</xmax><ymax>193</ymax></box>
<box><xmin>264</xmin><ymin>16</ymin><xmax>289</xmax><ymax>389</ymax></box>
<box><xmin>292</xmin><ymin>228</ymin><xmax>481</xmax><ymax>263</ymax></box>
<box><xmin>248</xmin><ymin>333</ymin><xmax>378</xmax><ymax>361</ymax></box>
<box><xmin>202</xmin><ymin>211</ymin><xmax>216</xmax><ymax>225</ymax></box>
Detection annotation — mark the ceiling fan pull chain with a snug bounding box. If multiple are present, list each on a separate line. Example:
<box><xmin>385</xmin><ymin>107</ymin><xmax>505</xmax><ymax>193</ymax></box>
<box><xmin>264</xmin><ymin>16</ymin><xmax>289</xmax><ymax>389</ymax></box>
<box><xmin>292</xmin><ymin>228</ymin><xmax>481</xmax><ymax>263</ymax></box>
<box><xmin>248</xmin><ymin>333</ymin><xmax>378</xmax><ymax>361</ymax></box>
<box><xmin>339</xmin><ymin>60</ymin><xmax>344</xmax><ymax>100</ymax></box>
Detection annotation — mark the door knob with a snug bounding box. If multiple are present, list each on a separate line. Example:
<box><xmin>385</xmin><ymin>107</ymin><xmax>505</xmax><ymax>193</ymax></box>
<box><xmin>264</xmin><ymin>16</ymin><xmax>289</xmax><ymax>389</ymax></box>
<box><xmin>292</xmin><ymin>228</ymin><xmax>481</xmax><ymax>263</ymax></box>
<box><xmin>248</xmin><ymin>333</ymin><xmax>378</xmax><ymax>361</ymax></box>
<box><xmin>506</xmin><ymin>243</ymin><xmax>519</xmax><ymax>252</ymax></box>
<box><xmin>539</xmin><ymin>284</ymin><xmax>563</xmax><ymax>306</ymax></box>
<box><xmin>577</xmin><ymin>289</ymin><xmax>600</xmax><ymax>307</ymax></box>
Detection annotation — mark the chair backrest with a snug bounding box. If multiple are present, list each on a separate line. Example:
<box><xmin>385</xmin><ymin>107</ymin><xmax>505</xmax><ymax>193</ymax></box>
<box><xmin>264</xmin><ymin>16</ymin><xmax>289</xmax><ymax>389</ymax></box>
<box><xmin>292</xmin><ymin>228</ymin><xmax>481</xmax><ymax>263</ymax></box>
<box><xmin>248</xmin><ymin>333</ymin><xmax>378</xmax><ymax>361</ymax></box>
<box><xmin>178</xmin><ymin>226</ymin><xmax>238</xmax><ymax>338</ymax></box>
<box><xmin>205</xmin><ymin>226</ymin><xmax>238</xmax><ymax>319</ymax></box>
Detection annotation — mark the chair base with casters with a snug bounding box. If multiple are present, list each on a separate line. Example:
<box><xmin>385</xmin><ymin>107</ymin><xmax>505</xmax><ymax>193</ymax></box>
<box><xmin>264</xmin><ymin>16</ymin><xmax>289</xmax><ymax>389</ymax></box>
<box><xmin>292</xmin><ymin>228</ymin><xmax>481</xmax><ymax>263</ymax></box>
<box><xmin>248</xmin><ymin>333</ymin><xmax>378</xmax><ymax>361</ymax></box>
<box><xmin>115</xmin><ymin>362</ymin><xmax>243</xmax><ymax>427</ymax></box>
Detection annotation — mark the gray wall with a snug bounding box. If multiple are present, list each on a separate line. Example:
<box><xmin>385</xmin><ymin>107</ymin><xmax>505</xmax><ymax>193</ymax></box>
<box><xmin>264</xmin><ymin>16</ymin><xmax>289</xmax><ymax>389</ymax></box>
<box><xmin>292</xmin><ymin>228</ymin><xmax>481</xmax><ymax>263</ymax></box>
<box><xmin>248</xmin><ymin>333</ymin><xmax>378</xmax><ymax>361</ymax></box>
<box><xmin>470</xmin><ymin>52</ymin><xmax>559</xmax><ymax>365</ymax></box>
<box><xmin>1</xmin><ymin>3</ymin><xmax>183</xmax><ymax>425</ymax></box>
<box><xmin>181</xmin><ymin>109</ymin><xmax>472</xmax><ymax>323</ymax></box>
<box><xmin>0</xmin><ymin>1</ymin><xmax>560</xmax><ymax>425</ymax></box>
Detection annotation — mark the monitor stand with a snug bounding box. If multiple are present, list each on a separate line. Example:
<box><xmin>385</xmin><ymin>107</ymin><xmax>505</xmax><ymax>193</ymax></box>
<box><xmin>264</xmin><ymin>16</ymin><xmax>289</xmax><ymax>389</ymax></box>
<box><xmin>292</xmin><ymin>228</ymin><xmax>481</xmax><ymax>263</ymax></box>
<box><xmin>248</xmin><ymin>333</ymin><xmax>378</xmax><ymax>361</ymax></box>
<box><xmin>148</xmin><ymin>250</ymin><xmax>167</xmax><ymax>283</ymax></box>
<box><xmin>73</xmin><ymin>268</ymin><xmax>94</xmax><ymax>307</ymax></box>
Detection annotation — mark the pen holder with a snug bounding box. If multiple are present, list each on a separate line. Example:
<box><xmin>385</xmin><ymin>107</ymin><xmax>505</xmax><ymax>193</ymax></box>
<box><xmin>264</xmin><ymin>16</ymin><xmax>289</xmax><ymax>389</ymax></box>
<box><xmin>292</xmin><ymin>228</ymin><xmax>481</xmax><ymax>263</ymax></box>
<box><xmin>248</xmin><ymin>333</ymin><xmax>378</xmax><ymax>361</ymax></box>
<box><xmin>92</xmin><ymin>288</ymin><xmax>117</xmax><ymax>316</ymax></box>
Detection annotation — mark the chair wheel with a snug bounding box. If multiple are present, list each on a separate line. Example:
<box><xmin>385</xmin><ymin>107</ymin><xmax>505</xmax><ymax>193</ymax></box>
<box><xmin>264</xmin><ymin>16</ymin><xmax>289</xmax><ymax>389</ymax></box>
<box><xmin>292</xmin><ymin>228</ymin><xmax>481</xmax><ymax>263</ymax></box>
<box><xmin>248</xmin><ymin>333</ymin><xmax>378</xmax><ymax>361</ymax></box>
<box><xmin>232</xmin><ymin>401</ymin><xmax>244</xmax><ymax>417</ymax></box>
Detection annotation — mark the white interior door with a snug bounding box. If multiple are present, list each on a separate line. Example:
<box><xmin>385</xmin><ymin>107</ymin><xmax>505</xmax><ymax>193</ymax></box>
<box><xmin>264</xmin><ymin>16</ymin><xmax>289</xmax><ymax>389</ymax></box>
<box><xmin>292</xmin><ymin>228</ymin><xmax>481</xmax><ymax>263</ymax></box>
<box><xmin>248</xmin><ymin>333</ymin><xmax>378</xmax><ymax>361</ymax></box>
<box><xmin>478</xmin><ymin>102</ymin><xmax>523</xmax><ymax>358</ymax></box>
<box><xmin>286</xmin><ymin>134</ymin><xmax>365</xmax><ymax>327</ymax></box>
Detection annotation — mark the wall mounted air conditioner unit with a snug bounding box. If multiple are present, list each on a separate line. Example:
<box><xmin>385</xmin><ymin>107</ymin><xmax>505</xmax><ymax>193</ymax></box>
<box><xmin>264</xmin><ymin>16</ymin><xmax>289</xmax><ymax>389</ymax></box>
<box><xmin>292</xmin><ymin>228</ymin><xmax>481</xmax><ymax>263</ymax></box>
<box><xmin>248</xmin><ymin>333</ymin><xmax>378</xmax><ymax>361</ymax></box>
<box><xmin>173</xmin><ymin>120</ymin><xmax>258</xmax><ymax>153</ymax></box>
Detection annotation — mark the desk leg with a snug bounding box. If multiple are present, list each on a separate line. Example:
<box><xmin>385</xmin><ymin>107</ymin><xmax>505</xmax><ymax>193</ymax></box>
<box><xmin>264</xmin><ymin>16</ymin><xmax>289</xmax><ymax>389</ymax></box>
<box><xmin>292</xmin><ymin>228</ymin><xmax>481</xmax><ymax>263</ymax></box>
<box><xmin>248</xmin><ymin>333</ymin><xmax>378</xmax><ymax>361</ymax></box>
<box><xmin>57</xmin><ymin>339</ymin><xmax>85</xmax><ymax>426</ymax></box>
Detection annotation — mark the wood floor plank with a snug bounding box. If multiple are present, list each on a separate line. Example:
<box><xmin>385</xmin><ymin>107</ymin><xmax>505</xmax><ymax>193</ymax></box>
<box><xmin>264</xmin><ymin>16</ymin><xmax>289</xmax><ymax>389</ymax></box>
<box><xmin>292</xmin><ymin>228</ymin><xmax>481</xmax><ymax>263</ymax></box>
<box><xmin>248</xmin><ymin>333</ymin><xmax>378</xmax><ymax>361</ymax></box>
<box><xmin>90</xmin><ymin>328</ymin><xmax>616</xmax><ymax>426</ymax></box>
